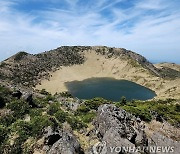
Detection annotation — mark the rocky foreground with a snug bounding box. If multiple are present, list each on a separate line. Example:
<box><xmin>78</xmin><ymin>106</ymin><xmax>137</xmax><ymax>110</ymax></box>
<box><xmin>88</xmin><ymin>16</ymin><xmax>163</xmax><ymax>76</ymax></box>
<box><xmin>0</xmin><ymin>85</ymin><xmax>179</xmax><ymax>154</ymax></box>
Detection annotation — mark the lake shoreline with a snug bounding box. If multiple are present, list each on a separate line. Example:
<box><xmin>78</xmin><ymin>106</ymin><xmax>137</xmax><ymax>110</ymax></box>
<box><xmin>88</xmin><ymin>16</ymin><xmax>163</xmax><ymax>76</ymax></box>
<box><xmin>65</xmin><ymin>77</ymin><xmax>156</xmax><ymax>101</ymax></box>
<box><xmin>35</xmin><ymin>51</ymin><xmax>180</xmax><ymax>99</ymax></box>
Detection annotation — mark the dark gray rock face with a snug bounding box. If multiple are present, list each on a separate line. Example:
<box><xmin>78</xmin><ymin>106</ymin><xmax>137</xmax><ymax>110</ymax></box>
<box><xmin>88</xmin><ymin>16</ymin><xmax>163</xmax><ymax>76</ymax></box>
<box><xmin>148</xmin><ymin>132</ymin><xmax>180</xmax><ymax>154</ymax></box>
<box><xmin>43</xmin><ymin>126</ymin><xmax>84</xmax><ymax>154</ymax></box>
<box><xmin>12</xmin><ymin>90</ymin><xmax>22</xmax><ymax>99</ymax></box>
<box><xmin>22</xmin><ymin>93</ymin><xmax>37</xmax><ymax>107</ymax></box>
<box><xmin>22</xmin><ymin>93</ymin><xmax>33</xmax><ymax>103</ymax></box>
<box><xmin>88</xmin><ymin>104</ymin><xmax>180</xmax><ymax>154</ymax></box>
<box><xmin>91</xmin><ymin>104</ymin><xmax>147</xmax><ymax>154</ymax></box>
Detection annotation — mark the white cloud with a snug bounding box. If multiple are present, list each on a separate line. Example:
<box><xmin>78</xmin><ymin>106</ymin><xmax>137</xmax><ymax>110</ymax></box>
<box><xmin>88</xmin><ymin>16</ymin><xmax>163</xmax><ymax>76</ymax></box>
<box><xmin>135</xmin><ymin>0</ymin><xmax>167</xmax><ymax>10</ymax></box>
<box><xmin>0</xmin><ymin>0</ymin><xmax>180</xmax><ymax>63</ymax></box>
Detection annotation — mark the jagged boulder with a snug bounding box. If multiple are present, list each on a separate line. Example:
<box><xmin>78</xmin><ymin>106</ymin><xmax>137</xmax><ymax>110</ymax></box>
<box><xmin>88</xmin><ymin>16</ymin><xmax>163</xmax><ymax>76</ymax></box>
<box><xmin>87</xmin><ymin>104</ymin><xmax>180</xmax><ymax>154</ymax></box>
<box><xmin>12</xmin><ymin>90</ymin><xmax>22</xmax><ymax>99</ymax></box>
<box><xmin>90</xmin><ymin>104</ymin><xmax>148</xmax><ymax>154</ymax></box>
<box><xmin>43</xmin><ymin>126</ymin><xmax>84</xmax><ymax>154</ymax></box>
<box><xmin>22</xmin><ymin>93</ymin><xmax>37</xmax><ymax>107</ymax></box>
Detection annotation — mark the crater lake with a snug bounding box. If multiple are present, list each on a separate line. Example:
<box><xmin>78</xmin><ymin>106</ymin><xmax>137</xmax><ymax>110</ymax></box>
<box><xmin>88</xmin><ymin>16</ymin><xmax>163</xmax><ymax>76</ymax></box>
<box><xmin>65</xmin><ymin>77</ymin><xmax>156</xmax><ymax>101</ymax></box>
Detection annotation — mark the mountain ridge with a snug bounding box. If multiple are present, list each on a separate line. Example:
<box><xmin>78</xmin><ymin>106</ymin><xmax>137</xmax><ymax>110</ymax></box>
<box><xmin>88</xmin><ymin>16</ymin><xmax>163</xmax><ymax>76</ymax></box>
<box><xmin>0</xmin><ymin>46</ymin><xmax>161</xmax><ymax>85</ymax></box>
<box><xmin>0</xmin><ymin>46</ymin><xmax>180</xmax><ymax>99</ymax></box>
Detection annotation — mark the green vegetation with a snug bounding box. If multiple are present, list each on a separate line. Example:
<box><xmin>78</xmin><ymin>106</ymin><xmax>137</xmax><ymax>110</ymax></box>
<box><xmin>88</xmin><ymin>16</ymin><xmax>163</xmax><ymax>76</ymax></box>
<box><xmin>0</xmin><ymin>47</ymin><xmax>87</xmax><ymax>87</ymax></box>
<box><xmin>55</xmin><ymin>109</ymin><xmax>68</xmax><ymax>123</ymax></box>
<box><xmin>175</xmin><ymin>104</ymin><xmax>180</xmax><ymax>112</ymax></box>
<box><xmin>116</xmin><ymin>98</ymin><xmax>180</xmax><ymax>126</ymax></box>
<box><xmin>75</xmin><ymin>104</ymin><xmax>96</xmax><ymax>124</ymax></box>
<box><xmin>30</xmin><ymin>115</ymin><xmax>54</xmax><ymax>137</ymax></box>
<box><xmin>0</xmin><ymin>85</ymin><xmax>12</xmax><ymax>108</ymax></box>
<box><xmin>120</xmin><ymin>96</ymin><xmax>127</xmax><ymax>105</ymax></box>
<box><xmin>0</xmin><ymin>62</ymin><xmax>7</xmax><ymax>68</ymax></box>
<box><xmin>0</xmin><ymin>95</ymin><xmax>5</xmax><ymax>108</ymax></box>
<box><xmin>75</xmin><ymin>104</ymin><xmax>90</xmax><ymax>115</ymax></box>
<box><xmin>47</xmin><ymin>103</ymin><xmax>88</xmax><ymax>130</ymax></box>
<box><xmin>44</xmin><ymin>94</ymin><xmax>55</xmax><ymax>102</ymax></box>
<box><xmin>59</xmin><ymin>91</ymin><xmax>73</xmax><ymax>98</ymax></box>
<box><xmin>79</xmin><ymin>112</ymin><xmax>96</xmax><ymax>123</ymax></box>
<box><xmin>0</xmin><ymin>125</ymin><xmax>7</xmax><ymax>145</ymax></box>
<box><xmin>0</xmin><ymin>85</ymin><xmax>12</xmax><ymax>99</ymax></box>
<box><xmin>14</xmin><ymin>52</ymin><xmax>28</xmax><ymax>61</ymax></box>
<box><xmin>47</xmin><ymin>102</ymin><xmax>61</xmax><ymax>115</ymax></box>
<box><xmin>159</xmin><ymin>67</ymin><xmax>180</xmax><ymax>79</ymax></box>
<box><xmin>40</xmin><ymin>88</ymin><xmax>50</xmax><ymax>95</ymax></box>
<box><xmin>128</xmin><ymin>59</ymin><xmax>140</xmax><ymax>67</ymax></box>
<box><xmin>66</xmin><ymin>116</ymin><xmax>87</xmax><ymax>130</ymax></box>
<box><xmin>73</xmin><ymin>97</ymin><xmax>109</xmax><ymax>124</ymax></box>
<box><xmin>29</xmin><ymin>108</ymin><xmax>43</xmax><ymax>118</ymax></box>
<box><xmin>0</xmin><ymin>46</ymin><xmax>179</xmax><ymax>153</ymax></box>
<box><xmin>6</xmin><ymin>100</ymin><xmax>30</xmax><ymax>119</ymax></box>
<box><xmin>10</xmin><ymin>120</ymin><xmax>32</xmax><ymax>141</ymax></box>
<box><xmin>84</xmin><ymin>97</ymin><xmax>110</xmax><ymax>110</ymax></box>
<box><xmin>0</xmin><ymin>114</ymin><xmax>15</xmax><ymax>127</ymax></box>
<box><xmin>122</xmin><ymin>105</ymin><xmax>152</xmax><ymax>122</ymax></box>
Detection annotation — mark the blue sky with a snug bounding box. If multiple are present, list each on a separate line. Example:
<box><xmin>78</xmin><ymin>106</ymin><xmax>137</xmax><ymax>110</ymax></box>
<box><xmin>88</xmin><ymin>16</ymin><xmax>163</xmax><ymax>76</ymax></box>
<box><xmin>0</xmin><ymin>0</ymin><xmax>180</xmax><ymax>63</ymax></box>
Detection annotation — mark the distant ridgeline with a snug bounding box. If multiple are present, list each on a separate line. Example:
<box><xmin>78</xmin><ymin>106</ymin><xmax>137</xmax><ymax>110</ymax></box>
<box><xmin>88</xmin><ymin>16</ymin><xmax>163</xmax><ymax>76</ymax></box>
<box><xmin>0</xmin><ymin>46</ymin><xmax>180</xmax><ymax>87</ymax></box>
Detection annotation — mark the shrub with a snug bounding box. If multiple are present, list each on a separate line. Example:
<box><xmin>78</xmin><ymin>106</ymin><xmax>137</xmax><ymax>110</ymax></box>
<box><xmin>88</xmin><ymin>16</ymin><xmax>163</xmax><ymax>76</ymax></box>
<box><xmin>40</xmin><ymin>89</ymin><xmax>50</xmax><ymax>95</ymax></box>
<box><xmin>67</xmin><ymin>116</ymin><xmax>87</xmax><ymax>130</ymax></box>
<box><xmin>175</xmin><ymin>104</ymin><xmax>180</xmax><ymax>112</ymax></box>
<box><xmin>0</xmin><ymin>114</ymin><xmax>15</xmax><ymax>127</ymax></box>
<box><xmin>122</xmin><ymin>106</ymin><xmax>152</xmax><ymax>122</ymax></box>
<box><xmin>0</xmin><ymin>62</ymin><xmax>7</xmax><ymax>68</ymax></box>
<box><xmin>14</xmin><ymin>51</ymin><xmax>28</xmax><ymax>61</ymax></box>
<box><xmin>55</xmin><ymin>110</ymin><xmax>68</xmax><ymax>123</ymax></box>
<box><xmin>5</xmin><ymin>137</ymin><xmax>24</xmax><ymax>154</ymax></box>
<box><xmin>11</xmin><ymin>120</ymin><xmax>32</xmax><ymax>141</ymax></box>
<box><xmin>0</xmin><ymin>125</ymin><xmax>7</xmax><ymax>145</ymax></box>
<box><xmin>79</xmin><ymin>112</ymin><xmax>96</xmax><ymax>123</ymax></box>
<box><xmin>0</xmin><ymin>95</ymin><xmax>6</xmax><ymax>108</ymax></box>
<box><xmin>34</xmin><ymin>98</ymin><xmax>48</xmax><ymax>108</ymax></box>
<box><xmin>7</xmin><ymin>100</ymin><xmax>29</xmax><ymax>118</ymax></box>
<box><xmin>59</xmin><ymin>92</ymin><xmax>73</xmax><ymax>98</ymax></box>
<box><xmin>47</xmin><ymin>103</ymin><xmax>60</xmax><ymax>115</ymax></box>
<box><xmin>0</xmin><ymin>85</ymin><xmax>12</xmax><ymax>106</ymax></box>
<box><xmin>120</xmin><ymin>99</ymin><xmax>180</xmax><ymax>125</ymax></box>
<box><xmin>30</xmin><ymin>115</ymin><xmax>53</xmax><ymax>137</ymax></box>
<box><xmin>75</xmin><ymin>104</ymin><xmax>90</xmax><ymax>115</ymax></box>
<box><xmin>0</xmin><ymin>85</ymin><xmax>11</xmax><ymax>95</ymax></box>
<box><xmin>2</xmin><ymin>120</ymin><xmax>33</xmax><ymax>154</ymax></box>
<box><xmin>120</xmin><ymin>96</ymin><xmax>127</xmax><ymax>105</ymax></box>
<box><xmin>156</xmin><ymin>104</ymin><xmax>170</xmax><ymax>113</ymax></box>
<box><xmin>169</xmin><ymin>114</ymin><xmax>180</xmax><ymax>127</ymax></box>
<box><xmin>29</xmin><ymin>108</ymin><xmax>43</xmax><ymax>118</ymax></box>
<box><xmin>85</xmin><ymin>97</ymin><xmax>109</xmax><ymax>110</ymax></box>
<box><xmin>44</xmin><ymin>94</ymin><xmax>55</xmax><ymax>102</ymax></box>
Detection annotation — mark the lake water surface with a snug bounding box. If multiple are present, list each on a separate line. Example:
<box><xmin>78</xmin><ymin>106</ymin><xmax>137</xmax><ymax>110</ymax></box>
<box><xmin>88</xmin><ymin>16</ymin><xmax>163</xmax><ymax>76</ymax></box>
<box><xmin>65</xmin><ymin>77</ymin><xmax>156</xmax><ymax>101</ymax></box>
